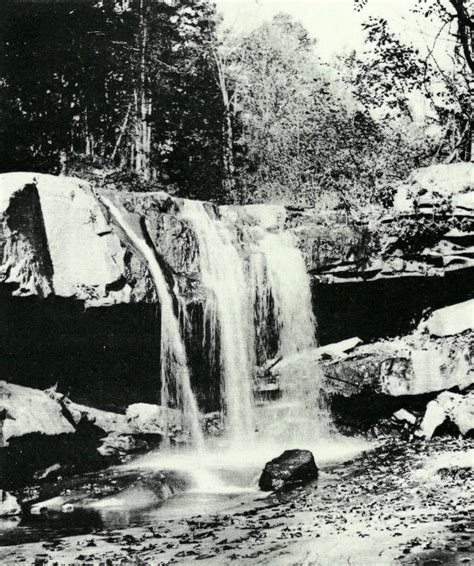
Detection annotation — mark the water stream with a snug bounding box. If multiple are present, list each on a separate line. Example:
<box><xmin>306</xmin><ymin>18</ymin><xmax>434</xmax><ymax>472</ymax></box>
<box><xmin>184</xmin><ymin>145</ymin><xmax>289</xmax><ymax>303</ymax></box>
<box><xmin>101</xmin><ymin>198</ymin><xmax>204</xmax><ymax>449</ymax></box>
<box><xmin>179</xmin><ymin>200</ymin><xmax>256</xmax><ymax>444</ymax></box>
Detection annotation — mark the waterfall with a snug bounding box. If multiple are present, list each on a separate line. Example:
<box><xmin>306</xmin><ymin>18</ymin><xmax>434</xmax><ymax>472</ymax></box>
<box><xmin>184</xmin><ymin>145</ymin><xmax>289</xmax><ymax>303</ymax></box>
<box><xmin>257</xmin><ymin>231</ymin><xmax>316</xmax><ymax>357</ymax></box>
<box><xmin>179</xmin><ymin>201</ymin><xmax>255</xmax><ymax>443</ymax></box>
<box><xmin>101</xmin><ymin>198</ymin><xmax>204</xmax><ymax>449</ymax></box>
<box><xmin>248</xmin><ymin>229</ymin><xmax>324</xmax><ymax>443</ymax></box>
<box><xmin>102</xmin><ymin>195</ymin><xmax>320</xmax><ymax>449</ymax></box>
<box><xmin>179</xmin><ymin>201</ymin><xmax>320</xmax><ymax>446</ymax></box>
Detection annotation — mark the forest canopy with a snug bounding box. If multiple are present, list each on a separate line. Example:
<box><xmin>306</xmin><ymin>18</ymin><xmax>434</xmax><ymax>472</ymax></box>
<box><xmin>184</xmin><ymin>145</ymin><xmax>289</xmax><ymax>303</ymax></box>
<box><xmin>0</xmin><ymin>0</ymin><xmax>472</xmax><ymax>209</ymax></box>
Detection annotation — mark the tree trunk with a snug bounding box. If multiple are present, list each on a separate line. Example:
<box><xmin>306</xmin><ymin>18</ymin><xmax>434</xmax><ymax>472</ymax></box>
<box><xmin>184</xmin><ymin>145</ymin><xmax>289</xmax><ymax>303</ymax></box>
<box><xmin>134</xmin><ymin>0</ymin><xmax>151</xmax><ymax>180</ymax></box>
<box><xmin>223</xmin><ymin>107</ymin><xmax>237</xmax><ymax>198</ymax></box>
<box><xmin>59</xmin><ymin>150</ymin><xmax>67</xmax><ymax>175</ymax></box>
<box><xmin>214</xmin><ymin>49</ymin><xmax>237</xmax><ymax>199</ymax></box>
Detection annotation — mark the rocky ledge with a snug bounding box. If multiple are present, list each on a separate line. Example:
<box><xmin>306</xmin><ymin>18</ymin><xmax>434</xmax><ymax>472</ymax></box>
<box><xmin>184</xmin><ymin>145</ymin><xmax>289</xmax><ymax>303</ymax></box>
<box><xmin>0</xmin><ymin>381</ymin><xmax>190</xmax><ymax>493</ymax></box>
<box><xmin>263</xmin><ymin>298</ymin><xmax>473</xmax><ymax>440</ymax></box>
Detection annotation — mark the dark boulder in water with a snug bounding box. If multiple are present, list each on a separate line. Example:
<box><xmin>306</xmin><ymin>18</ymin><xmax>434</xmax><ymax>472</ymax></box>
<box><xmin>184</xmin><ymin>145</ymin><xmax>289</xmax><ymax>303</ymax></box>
<box><xmin>259</xmin><ymin>449</ymin><xmax>318</xmax><ymax>491</ymax></box>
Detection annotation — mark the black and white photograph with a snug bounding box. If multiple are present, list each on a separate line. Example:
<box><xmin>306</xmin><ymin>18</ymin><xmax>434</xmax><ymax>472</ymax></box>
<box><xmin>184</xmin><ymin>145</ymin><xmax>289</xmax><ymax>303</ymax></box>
<box><xmin>0</xmin><ymin>0</ymin><xmax>473</xmax><ymax>564</ymax></box>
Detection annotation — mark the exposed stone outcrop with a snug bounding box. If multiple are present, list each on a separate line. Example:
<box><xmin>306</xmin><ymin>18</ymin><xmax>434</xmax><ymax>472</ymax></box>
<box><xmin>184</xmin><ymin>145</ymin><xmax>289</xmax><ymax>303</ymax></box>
<box><xmin>420</xmin><ymin>299</ymin><xmax>474</xmax><ymax>337</ymax></box>
<box><xmin>0</xmin><ymin>167</ymin><xmax>472</xmax><ymax>445</ymax></box>
<box><xmin>266</xmin><ymin>331</ymin><xmax>472</xmax><ymax>400</ymax></box>
<box><xmin>0</xmin><ymin>172</ymin><xmax>157</xmax><ymax>306</ymax></box>
<box><xmin>416</xmin><ymin>391</ymin><xmax>474</xmax><ymax>439</ymax></box>
<box><xmin>0</xmin><ymin>381</ymin><xmax>75</xmax><ymax>446</ymax></box>
<box><xmin>0</xmin><ymin>381</ymin><xmax>189</xmax><ymax>489</ymax></box>
<box><xmin>259</xmin><ymin>449</ymin><xmax>318</xmax><ymax>491</ymax></box>
<box><xmin>321</xmin><ymin>332</ymin><xmax>472</xmax><ymax>397</ymax></box>
<box><xmin>2</xmin><ymin>165</ymin><xmax>472</xmax><ymax>308</ymax></box>
<box><xmin>318</xmin><ymin>297</ymin><xmax>473</xmax><ymax>398</ymax></box>
<box><xmin>48</xmin><ymin>391</ymin><xmax>186</xmax><ymax>443</ymax></box>
<box><xmin>313</xmin><ymin>163</ymin><xmax>474</xmax><ymax>283</ymax></box>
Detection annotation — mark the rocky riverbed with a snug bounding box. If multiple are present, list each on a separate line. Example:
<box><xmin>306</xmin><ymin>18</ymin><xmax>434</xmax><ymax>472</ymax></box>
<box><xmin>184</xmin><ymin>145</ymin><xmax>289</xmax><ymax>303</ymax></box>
<box><xmin>0</xmin><ymin>438</ymin><xmax>472</xmax><ymax>565</ymax></box>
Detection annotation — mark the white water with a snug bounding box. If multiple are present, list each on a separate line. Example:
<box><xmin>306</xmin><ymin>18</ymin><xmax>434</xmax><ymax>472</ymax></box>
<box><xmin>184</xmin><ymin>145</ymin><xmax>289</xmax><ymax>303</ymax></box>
<box><xmin>179</xmin><ymin>201</ymin><xmax>256</xmax><ymax>444</ymax></box>
<box><xmin>102</xmin><ymin>198</ymin><xmax>204</xmax><ymax>449</ymax></box>
<box><xmin>256</xmin><ymin>230</ymin><xmax>316</xmax><ymax>356</ymax></box>
<box><xmin>105</xmin><ymin>197</ymin><xmax>367</xmax><ymax>500</ymax></box>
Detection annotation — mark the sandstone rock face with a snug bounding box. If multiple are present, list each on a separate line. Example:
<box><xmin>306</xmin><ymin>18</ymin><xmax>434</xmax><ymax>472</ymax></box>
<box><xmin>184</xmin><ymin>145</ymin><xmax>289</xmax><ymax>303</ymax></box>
<box><xmin>0</xmin><ymin>173</ymin><xmax>157</xmax><ymax>306</ymax></box>
<box><xmin>320</xmin><ymin>329</ymin><xmax>473</xmax><ymax>397</ymax></box>
<box><xmin>421</xmin><ymin>299</ymin><xmax>474</xmax><ymax>337</ymax></box>
<box><xmin>0</xmin><ymin>381</ymin><xmax>75</xmax><ymax>446</ymax></box>
<box><xmin>268</xmin><ymin>326</ymin><xmax>472</xmax><ymax>399</ymax></box>
<box><xmin>259</xmin><ymin>449</ymin><xmax>318</xmax><ymax>491</ymax></box>
<box><xmin>316</xmin><ymin>163</ymin><xmax>474</xmax><ymax>283</ymax></box>
<box><xmin>56</xmin><ymin>397</ymin><xmax>130</xmax><ymax>434</ymax></box>
<box><xmin>1</xmin><ymin>167</ymin><xmax>472</xmax><ymax>306</ymax></box>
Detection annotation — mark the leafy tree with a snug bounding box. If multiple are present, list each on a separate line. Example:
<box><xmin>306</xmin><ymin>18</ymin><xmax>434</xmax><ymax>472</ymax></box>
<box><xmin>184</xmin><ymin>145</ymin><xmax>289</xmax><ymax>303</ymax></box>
<box><xmin>354</xmin><ymin>0</ymin><xmax>474</xmax><ymax>162</ymax></box>
<box><xmin>0</xmin><ymin>0</ymin><xmax>224</xmax><ymax>200</ymax></box>
<box><xmin>216</xmin><ymin>14</ymin><xmax>429</xmax><ymax>211</ymax></box>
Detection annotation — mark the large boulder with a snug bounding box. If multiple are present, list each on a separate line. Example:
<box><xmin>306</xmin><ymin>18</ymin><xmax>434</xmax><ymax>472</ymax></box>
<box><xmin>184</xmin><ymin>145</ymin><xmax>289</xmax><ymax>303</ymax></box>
<box><xmin>416</xmin><ymin>390</ymin><xmax>474</xmax><ymax>439</ymax></box>
<box><xmin>0</xmin><ymin>172</ymin><xmax>157</xmax><ymax>306</ymax></box>
<box><xmin>48</xmin><ymin>392</ymin><xmax>186</xmax><ymax>447</ymax></box>
<box><xmin>126</xmin><ymin>403</ymin><xmax>183</xmax><ymax>437</ymax></box>
<box><xmin>421</xmin><ymin>299</ymin><xmax>474</xmax><ymax>337</ymax></box>
<box><xmin>320</xmin><ymin>330</ymin><xmax>472</xmax><ymax>397</ymax></box>
<box><xmin>258</xmin><ymin>449</ymin><xmax>318</xmax><ymax>491</ymax></box>
<box><xmin>0</xmin><ymin>381</ymin><xmax>75</xmax><ymax>447</ymax></box>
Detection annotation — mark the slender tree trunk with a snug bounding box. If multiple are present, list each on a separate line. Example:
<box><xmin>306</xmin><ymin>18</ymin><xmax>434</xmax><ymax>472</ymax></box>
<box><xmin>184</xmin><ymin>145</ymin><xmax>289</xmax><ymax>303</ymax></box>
<box><xmin>111</xmin><ymin>102</ymin><xmax>131</xmax><ymax>161</ymax></box>
<box><xmin>223</xmin><ymin>107</ymin><xmax>237</xmax><ymax>195</ymax></box>
<box><xmin>134</xmin><ymin>0</ymin><xmax>151</xmax><ymax>180</ymax></box>
<box><xmin>214</xmin><ymin>50</ymin><xmax>237</xmax><ymax>199</ymax></box>
<box><xmin>59</xmin><ymin>150</ymin><xmax>67</xmax><ymax>175</ymax></box>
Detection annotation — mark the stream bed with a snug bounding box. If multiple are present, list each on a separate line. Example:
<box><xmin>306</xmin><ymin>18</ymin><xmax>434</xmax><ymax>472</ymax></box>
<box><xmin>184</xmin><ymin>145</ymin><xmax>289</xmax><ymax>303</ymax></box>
<box><xmin>1</xmin><ymin>437</ymin><xmax>472</xmax><ymax>564</ymax></box>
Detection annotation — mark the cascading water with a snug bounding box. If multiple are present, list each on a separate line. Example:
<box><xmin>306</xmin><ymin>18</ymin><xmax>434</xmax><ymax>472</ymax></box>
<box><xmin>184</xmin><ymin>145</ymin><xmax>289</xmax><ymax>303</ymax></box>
<box><xmin>113</xmin><ymin>198</ymin><xmax>369</xmax><ymax>497</ymax></box>
<box><xmin>178</xmin><ymin>200</ymin><xmax>323</xmax><ymax>448</ymax></box>
<box><xmin>255</xmin><ymin>230</ymin><xmax>316</xmax><ymax>357</ymax></box>
<box><xmin>248</xmin><ymin>228</ymin><xmax>328</xmax><ymax>444</ymax></box>
<box><xmin>101</xmin><ymin>198</ymin><xmax>204</xmax><ymax>449</ymax></box>
<box><xmin>179</xmin><ymin>201</ymin><xmax>255</xmax><ymax>444</ymax></box>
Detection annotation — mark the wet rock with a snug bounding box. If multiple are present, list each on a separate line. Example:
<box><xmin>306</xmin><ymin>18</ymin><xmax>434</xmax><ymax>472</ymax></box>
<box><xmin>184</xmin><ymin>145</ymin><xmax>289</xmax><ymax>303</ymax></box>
<box><xmin>259</xmin><ymin>449</ymin><xmax>318</xmax><ymax>491</ymax></box>
<box><xmin>145</xmin><ymin>211</ymin><xmax>199</xmax><ymax>277</ymax></box>
<box><xmin>202</xmin><ymin>412</ymin><xmax>224</xmax><ymax>437</ymax></box>
<box><xmin>0</xmin><ymin>490</ymin><xmax>21</xmax><ymax>516</ymax></box>
<box><xmin>126</xmin><ymin>403</ymin><xmax>183</xmax><ymax>438</ymax></box>
<box><xmin>97</xmin><ymin>433</ymin><xmax>149</xmax><ymax>458</ymax></box>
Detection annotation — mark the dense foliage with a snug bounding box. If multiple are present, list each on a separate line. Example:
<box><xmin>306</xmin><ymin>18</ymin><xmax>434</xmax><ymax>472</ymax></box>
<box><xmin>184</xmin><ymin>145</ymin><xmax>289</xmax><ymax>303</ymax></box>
<box><xmin>0</xmin><ymin>0</ymin><xmax>471</xmax><ymax>207</ymax></box>
<box><xmin>0</xmin><ymin>0</ymin><xmax>224</xmax><ymax>200</ymax></box>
